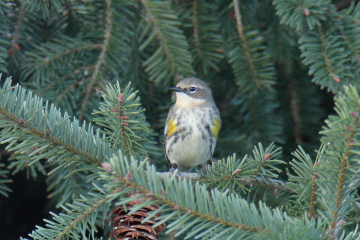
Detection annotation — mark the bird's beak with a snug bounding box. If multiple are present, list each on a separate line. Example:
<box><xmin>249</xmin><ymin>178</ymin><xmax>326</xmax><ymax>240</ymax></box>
<box><xmin>169</xmin><ymin>87</ymin><xmax>183</xmax><ymax>92</ymax></box>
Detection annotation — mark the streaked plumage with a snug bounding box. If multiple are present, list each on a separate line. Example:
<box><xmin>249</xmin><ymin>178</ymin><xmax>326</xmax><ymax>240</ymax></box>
<box><xmin>164</xmin><ymin>78</ymin><xmax>221</xmax><ymax>172</ymax></box>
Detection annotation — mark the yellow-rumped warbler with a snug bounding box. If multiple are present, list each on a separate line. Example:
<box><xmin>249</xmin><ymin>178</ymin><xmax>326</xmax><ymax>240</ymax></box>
<box><xmin>164</xmin><ymin>78</ymin><xmax>221</xmax><ymax>172</ymax></box>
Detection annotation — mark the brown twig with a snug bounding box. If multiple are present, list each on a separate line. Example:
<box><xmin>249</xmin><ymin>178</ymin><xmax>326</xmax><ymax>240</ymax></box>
<box><xmin>318</xmin><ymin>26</ymin><xmax>341</xmax><ymax>83</ymax></box>
<box><xmin>331</xmin><ymin>108</ymin><xmax>360</xmax><ymax>231</ymax></box>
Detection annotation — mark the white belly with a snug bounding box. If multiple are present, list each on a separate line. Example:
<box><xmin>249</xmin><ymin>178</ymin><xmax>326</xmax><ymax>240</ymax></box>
<box><xmin>165</xmin><ymin>107</ymin><xmax>216</xmax><ymax>172</ymax></box>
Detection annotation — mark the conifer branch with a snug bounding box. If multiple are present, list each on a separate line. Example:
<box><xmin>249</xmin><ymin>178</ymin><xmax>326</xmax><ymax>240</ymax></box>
<box><xmin>80</xmin><ymin>0</ymin><xmax>113</xmax><ymax>120</ymax></box>
<box><xmin>0</xmin><ymin>110</ymin><xmax>102</xmax><ymax>166</ymax></box>
<box><xmin>140</xmin><ymin>0</ymin><xmax>179</xmax><ymax>81</ymax></box>
<box><xmin>318</xmin><ymin>26</ymin><xmax>341</xmax><ymax>83</ymax></box>
<box><xmin>54</xmin><ymin>197</ymin><xmax>109</xmax><ymax>240</ymax></box>
<box><xmin>139</xmin><ymin>0</ymin><xmax>195</xmax><ymax>85</ymax></box>
<box><xmin>157</xmin><ymin>172</ymin><xmax>293</xmax><ymax>193</ymax></box>
<box><xmin>55</xmin><ymin>82</ymin><xmax>79</xmax><ymax>104</ymax></box>
<box><xmin>114</xmin><ymin>170</ymin><xmax>258</xmax><ymax>233</ymax></box>
<box><xmin>331</xmin><ymin>106</ymin><xmax>360</xmax><ymax>230</ymax></box>
<box><xmin>37</xmin><ymin>65</ymin><xmax>95</xmax><ymax>95</ymax></box>
<box><xmin>309</xmin><ymin>164</ymin><xmax>317</xmax><ymax>218</ymax></box>
<box><xmin>251</xmin><ymin>153</ymin><xmax>268</xmax><ymax>176</ymax></box>
<box><xmin>0</xmin><ymin>83</ymin><xmax>103</xmax><ymax>166</ymax></box>
<box><xmin>192</xmin><ymin>0</ymin><xmax>203</xmax><ymax>61</ymax></box>
<box><xmin>338</xmin><ymin>27</ymin><xmax>360</xmax><ymax>64</ymax></box>
<box><xmin>0</xmin><ymin>163</ymin><xmax>12</xmax><ymax>197</ymax></box>
<box><xmin>101</xmin><ymin>153</ymin><xmax>322</xmax><ymax>239</ymax></box>
<box><xmin>94</xmin><ymin>82</ymin><xmax>150</xmax><ymax>159</ymax></box>
<box><xmin>35</xmin><ymin>44</ymin><xmax>102</xmax><ymax>70</ymax></box>
<box><xmin>233</xmin><ymin>0</ymin><xmax>257</xmax><ymax>84</ymax></box>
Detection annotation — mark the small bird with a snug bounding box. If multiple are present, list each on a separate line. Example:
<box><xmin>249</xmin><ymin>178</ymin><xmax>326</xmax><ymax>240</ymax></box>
<box><xmin>164</xmin><ymin>78</ymin><xmax>221</xmax><ymax>172</ymax></box>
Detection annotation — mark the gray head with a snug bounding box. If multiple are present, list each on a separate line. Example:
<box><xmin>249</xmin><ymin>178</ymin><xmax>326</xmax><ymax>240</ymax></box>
<box><xmin>170</xmin><ymin>78</ymin><xmax>214</xmax><ymax>108</ymax></box>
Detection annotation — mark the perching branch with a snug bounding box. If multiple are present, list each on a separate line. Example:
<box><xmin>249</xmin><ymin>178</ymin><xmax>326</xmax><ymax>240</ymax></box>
<box><xmin>156</xmin><ymin>172</ymin><xmax>293</xmax><ymax>193</ymax></box>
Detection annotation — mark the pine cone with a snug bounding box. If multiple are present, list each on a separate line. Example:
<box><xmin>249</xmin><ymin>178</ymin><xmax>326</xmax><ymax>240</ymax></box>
<box><xmin>111</xmin><ymin>196</ymin><xmax>166</xmax><ymax>240</ymax></box>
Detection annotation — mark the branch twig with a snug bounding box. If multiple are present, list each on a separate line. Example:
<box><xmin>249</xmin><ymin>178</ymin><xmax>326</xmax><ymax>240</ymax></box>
<box><xmin>156</xmin><ymin>172</ymin><xmax>293</xmax><ymax>193</ymax></box>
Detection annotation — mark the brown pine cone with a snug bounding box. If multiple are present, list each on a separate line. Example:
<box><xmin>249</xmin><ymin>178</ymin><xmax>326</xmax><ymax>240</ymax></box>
<box><xmin>111</xmin><ymin>197</ymin><xmax>166</xmax><ymax>240</ymax></box>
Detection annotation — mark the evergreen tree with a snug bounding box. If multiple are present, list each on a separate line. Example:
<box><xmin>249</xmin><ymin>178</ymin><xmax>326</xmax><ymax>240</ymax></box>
<box><xmin>0</xmin><ymin>0</ymin><xmax>360</xmax><ymax>239</ymax></box>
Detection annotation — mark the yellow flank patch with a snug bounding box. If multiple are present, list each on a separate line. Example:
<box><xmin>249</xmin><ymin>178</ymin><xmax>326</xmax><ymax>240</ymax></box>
<box><xmin>212</xmin><ymin>118</ymin><xmax>221</xmax><ymax>137</ymax></box>
<box><xmin>166</xmin><ymin>118</ymin><xmax>177</xmax><ymax>138</ymax></box>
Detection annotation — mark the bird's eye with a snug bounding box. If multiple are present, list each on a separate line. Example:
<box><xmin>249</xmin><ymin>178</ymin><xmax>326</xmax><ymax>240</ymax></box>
<box><xmin>189</xmin><ymin>86</ymin><xmax>197</xmax><ymax>93</ymax></box>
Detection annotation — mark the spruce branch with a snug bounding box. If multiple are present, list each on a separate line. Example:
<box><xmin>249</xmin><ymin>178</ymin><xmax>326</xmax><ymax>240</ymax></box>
<box><xmin>93</xmin><ymin>81</ymin><xmax>151</xmax><ymax>159</ymax></box>
<box><xmin>156</xmin><ymin>172</ymin><xmax>293</xmax><ymax>193</ymax></box>
<box><xmin>338</xmin><ymin>26</ymin><xmax>360</xmax><ymax>64</ymax></box>
<box><xmin>0</xmin><ymin>77</ymin><xmax>114</xmax><ymax>172</ymax></box>
<box><xmin>99</xmin><ymin>151</ymin><xmax>326</xmax><ymax>239</ymax></box>
<box><xmin>318</xmin><ymin>26</ymin><xmax>340</xmax><ymax>83</ymax></box>
<box><xmin>32</xmin><ymin>43</ymin><xmax>102</xmax><ymax>72</ymax></box>
<box><xmin>309</xmin><ymin>163</ymin><xmax>318</xmax><ymax>219</ymax></box>
<box><xmin>54</xmin><ymin>196</ymin><xmax>108</xmax><ymax>240</ymax></box>
<box><xmin>79</xmin><ymin>0</ymin><xmax>113</xmax><ymax>120</ymax></box>
<box><xmin>55</xmin><ymin>81</ymin><xmax>79</xmax><ymax>104</ymax></box>
<box><xmin>0</xmin><ymin>1</ymin><xmax>10</xmax><ymax>73</ymax></box>
<box><xmin>273</xmin><ymin>0</ymin><xmax>330</xmax><ymax>32</ymax></box>
<box><xmin>233</xmin><ymin>0</ymin><xmax>255</xmax><ymax>80</ymax></box>
<box><xmin>21</xmin><ymin>37</ymin><xmax>101</xmax><ymax>84</ymax></box>
<box><xmin>140</xmin><ymin>0</ymin><xmax>179</xmax><ymax>81</ymax></box>
<box><xmin>319</xmin><ymin>85</ymin><xmax>360</xmax><ymax>234</ymax></box>
<box><xmin>0</xmin><ymin>163</ymin><xmax>12</xmax><ymax>197</ymax></box>
<box><xmin>114</xmin><ymin>172</ymin><xmax>257</xmax><ymax>233</ymax></box>
<box><xmin>188</xmin><ymin>0</ymin><xmax>223</xmax><ymax>75</ymax></box>
<box><xmin>331</xmin><ymin>102</ymin><xmax>359</xmax><ymax>230</ymax></box>
<box><xmin>139</xmin><ymin>0</ymin><xmax>195</xmax><ymax>85</ymax></box>
<box><xmin>227</xmin><ymin>12</ymin><xmax>276</xmax><ymax>94</ymax></box>
<box><xmin>36</xmin><ymin>65</ymin><xmax>95</xmax><ymax>96</ymax></box>
<box><xmin>201</xmin><ymin>143</ymin><xmax>287</xmax><ymax>193</ymax></box>
<box><xmin>30</xmin><ymin>186</ymin><xmax>111</xmax><ymax>240</ymax></box>
<box><xmin>274</xmin><ymin>0</ymin><xmax>360</xmax><ymax>93</ymax></box>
